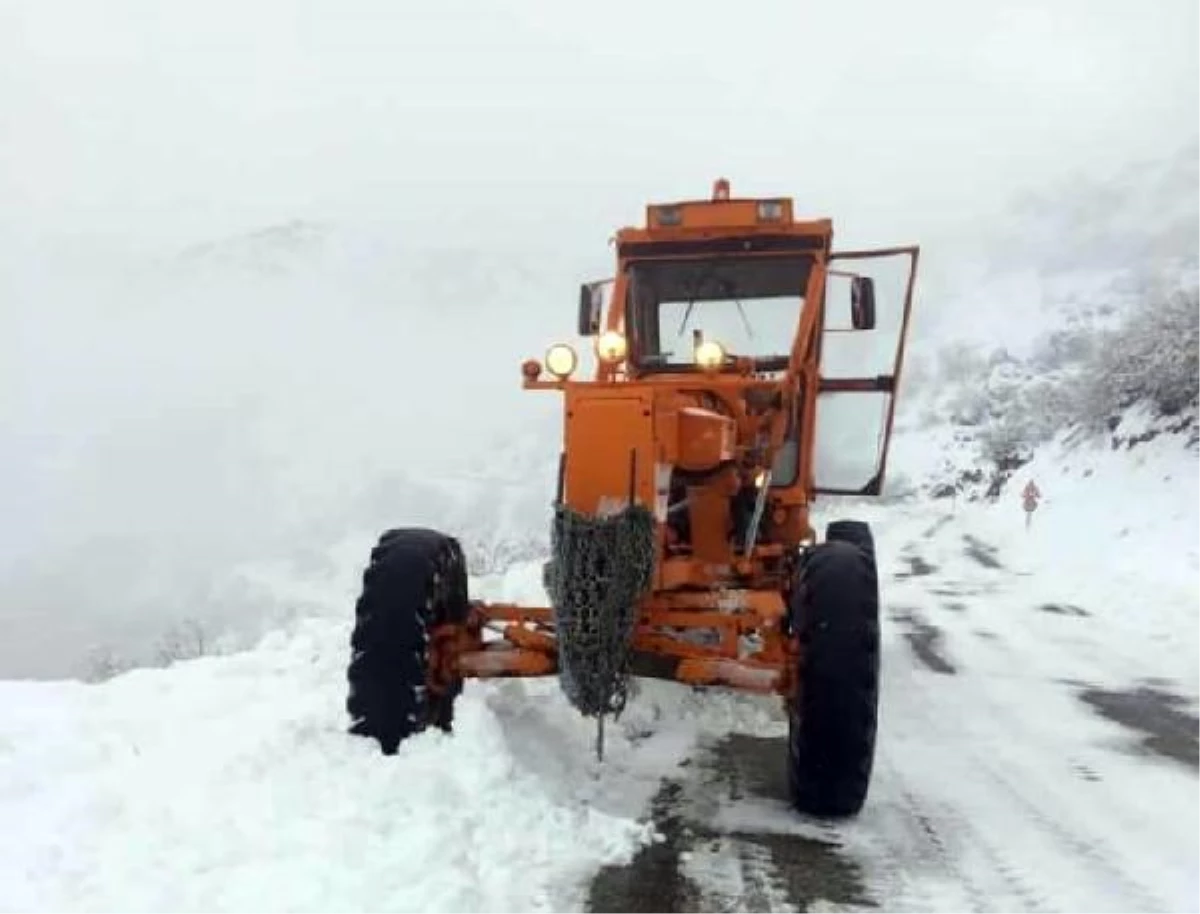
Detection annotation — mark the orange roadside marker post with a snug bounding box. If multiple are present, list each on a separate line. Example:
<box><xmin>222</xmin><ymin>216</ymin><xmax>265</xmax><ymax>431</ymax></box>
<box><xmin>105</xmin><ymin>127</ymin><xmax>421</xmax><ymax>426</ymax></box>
<box><xmin>1022</xmin><ymin>480</ymin><xmax>1041</xmax><ymax>530</ymax></box>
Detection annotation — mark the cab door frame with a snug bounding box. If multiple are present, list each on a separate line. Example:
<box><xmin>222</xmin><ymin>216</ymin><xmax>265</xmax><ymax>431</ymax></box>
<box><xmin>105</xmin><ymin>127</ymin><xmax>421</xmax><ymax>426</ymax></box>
<box><xmin>813</xmin><ymin>245</ymin><xmax>920</xmax><ymax>496</ymax></box>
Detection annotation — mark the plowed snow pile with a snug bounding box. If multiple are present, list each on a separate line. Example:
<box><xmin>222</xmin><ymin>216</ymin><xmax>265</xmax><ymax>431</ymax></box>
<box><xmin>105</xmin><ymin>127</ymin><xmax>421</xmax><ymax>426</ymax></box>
<box><xmin>0</xmin><ymin>592</ymin><xmax>780</xmax><ymax>912</ymax></box>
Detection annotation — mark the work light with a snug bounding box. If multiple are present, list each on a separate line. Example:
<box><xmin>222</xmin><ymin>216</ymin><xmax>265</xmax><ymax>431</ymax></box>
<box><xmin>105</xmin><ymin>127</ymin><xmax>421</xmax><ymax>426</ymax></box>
<box><xmin>757</xmin><ymin>200</ymin><xmax>785</xmax><ymax>222</ymax></box>
<box><xmin>694</xmin><ymin>339</ymin><xmax>726</xmax><ymax>370</ymax></box>
<box><xmin>545</xmin><ymin>343</ymin><xmax>578</xmax><ymax>379</ymax></box>
<box><xmin>655</xmin><ymin>205</ymin><xmax>682</xmax><ymax>227</ymax></box>
<box><xmin>596</xmin><ymin>330</ymin><xmax>627</xmax><ymax>363</ymax></box>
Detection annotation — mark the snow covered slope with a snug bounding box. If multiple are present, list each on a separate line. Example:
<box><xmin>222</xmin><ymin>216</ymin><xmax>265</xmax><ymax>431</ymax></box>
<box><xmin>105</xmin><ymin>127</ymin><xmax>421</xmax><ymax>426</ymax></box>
<box><xmin>912</xmin><ymin>142</ymin><xmax>1198</xmax><ymax>361</ymax></box>
<box><xmin>0</xmin><ymin>606</ymin><xmax>781</xmax><ymax>912</ymax></box>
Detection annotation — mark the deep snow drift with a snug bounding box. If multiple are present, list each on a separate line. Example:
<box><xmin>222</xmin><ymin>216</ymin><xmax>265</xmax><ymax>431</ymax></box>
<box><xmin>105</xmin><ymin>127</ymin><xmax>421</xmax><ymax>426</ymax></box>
<box><xmin>0</xmin><ymin>609</ymin><xmax>783</xmax><ymax>912</ymax></box>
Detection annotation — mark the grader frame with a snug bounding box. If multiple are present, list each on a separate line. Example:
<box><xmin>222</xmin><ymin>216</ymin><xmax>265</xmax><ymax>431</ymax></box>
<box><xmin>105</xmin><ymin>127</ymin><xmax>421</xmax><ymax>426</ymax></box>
<box><xmin>424</xmin><ymin>179</ymin><xmax>919</xmax><ymax>706</ymax></box>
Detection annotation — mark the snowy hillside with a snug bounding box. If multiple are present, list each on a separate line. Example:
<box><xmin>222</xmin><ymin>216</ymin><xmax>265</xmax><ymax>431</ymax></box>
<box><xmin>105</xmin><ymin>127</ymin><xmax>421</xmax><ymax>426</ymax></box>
<box><xmin>891</xmin><ymin>253</ymin><xmax>1198</xmax><ymax>505</ymax></box>
<box><xmin>909</xmin><ymin>143</ymin><xmax>1198</xmax><ymax>361</ymax></box>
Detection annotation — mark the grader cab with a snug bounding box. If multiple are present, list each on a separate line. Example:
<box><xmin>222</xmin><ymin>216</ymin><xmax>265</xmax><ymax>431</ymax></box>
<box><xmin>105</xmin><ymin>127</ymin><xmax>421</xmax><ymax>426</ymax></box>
<box><xmin>346</xmin><ymin>179</ymin><xmax>919</xmax><ymax>817</ymax></box>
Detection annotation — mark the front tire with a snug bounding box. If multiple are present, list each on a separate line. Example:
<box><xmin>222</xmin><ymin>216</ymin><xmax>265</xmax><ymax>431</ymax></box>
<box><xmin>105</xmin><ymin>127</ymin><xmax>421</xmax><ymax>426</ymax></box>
<box><xmin>346</xmin><ymin>529</ymin><xmax>469</xmax><ymax>754</ymax></box>
<box><xmin>787</xmin><ymin>539</ymin><xmax>880</xmax><ymax>817</ymax></box>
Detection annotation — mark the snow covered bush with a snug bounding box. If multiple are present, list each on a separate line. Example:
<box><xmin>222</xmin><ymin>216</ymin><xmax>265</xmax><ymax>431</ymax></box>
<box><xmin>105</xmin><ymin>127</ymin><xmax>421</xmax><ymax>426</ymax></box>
<box><xmin>912</xmin><ymin>280</ymin><xmax>1198</xmax><ymax>499</ymax></box>
<box><xmin>154</xmin><ymin>618</ymin><xmax>212</xmax><ymax>665</ymax></box>
<box><xmin>83</xmin><ymin>647</ymin><xmax>136</xmax><ymax>683</ymax></box>
<box><xmin>1075</xmin><ymin>286</ymin><xmax>1199</xmax><ymax>426</ymax></box>
<box><xmin>466</xmin><ymin>534</ymin><xmax>549</xmax><ymax>576</ymax></box>
<box><xmin>82</xmin><ymin>618</ymin><xmax>221</xmax><ymax>681</ymax></box>
<box><xmin>930</xmin><ymin>283</ymin><xmax>1197</xmax><ymax>451</ymax></box>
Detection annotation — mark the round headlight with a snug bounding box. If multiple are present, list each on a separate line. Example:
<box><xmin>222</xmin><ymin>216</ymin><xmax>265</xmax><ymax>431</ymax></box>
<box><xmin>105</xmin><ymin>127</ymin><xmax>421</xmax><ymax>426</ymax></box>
<box><xmin>596</xmin><ymin>330</ymin><xmax>628</xmax><ymax>363</ymax></box>
<box><xmin>694</xmin><ymin>339</ymin><xmax>726</xmax><ymax>370</ymax></box>
<box><xmin>544</xmin><ymin>343</ymin><xmax>578</xmax><ymax>379</ymax></box>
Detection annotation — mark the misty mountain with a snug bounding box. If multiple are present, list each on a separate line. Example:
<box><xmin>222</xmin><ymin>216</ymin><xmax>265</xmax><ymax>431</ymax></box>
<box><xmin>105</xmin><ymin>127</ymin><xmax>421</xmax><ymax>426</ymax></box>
<box><xmin>908</xmin><ymin>143</ymin><xmax>1199</xmax><ymax>361</ymax></box>
<box><xmin>170</xmin><ymin>219</ymin><xmax>330</xmax><ymax>278</ymax></box>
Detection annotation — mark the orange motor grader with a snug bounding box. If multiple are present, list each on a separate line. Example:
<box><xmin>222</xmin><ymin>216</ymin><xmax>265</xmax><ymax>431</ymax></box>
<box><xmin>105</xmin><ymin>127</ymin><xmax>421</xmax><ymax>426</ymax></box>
<box><xmin>347</xmin><ymin>179</ymin><xmax>918</xmax><ymax>817</ymax></box>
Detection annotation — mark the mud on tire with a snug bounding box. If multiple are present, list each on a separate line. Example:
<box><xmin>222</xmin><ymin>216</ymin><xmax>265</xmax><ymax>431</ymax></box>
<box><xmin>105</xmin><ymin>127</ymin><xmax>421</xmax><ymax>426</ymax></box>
<box><xmin>346</xmin><ymin>528</ymin><xmax>469</xmax><ymax>754</ymax></box>
<box><xmin>788</xmin><ymin>539</ymin><xmax>880</xmax><ymax>817</ymax></box>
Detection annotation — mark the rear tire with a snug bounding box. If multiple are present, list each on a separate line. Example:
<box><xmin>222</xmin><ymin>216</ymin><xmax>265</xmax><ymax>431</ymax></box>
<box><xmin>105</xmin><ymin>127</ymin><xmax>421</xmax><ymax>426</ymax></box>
<box><xmin>787</xmin><ymin>539</ymin><xmax>880</xmax><ymax>817</ymax></box>
<box><xmin>825</xmin><ymin>519</ymin><xmax>875</xmax><ymax>560</ymax></box>
<box><xmin>347</xmin><ymin>528</ymin><xmax>469</xmax><ymax>754</ymax></box>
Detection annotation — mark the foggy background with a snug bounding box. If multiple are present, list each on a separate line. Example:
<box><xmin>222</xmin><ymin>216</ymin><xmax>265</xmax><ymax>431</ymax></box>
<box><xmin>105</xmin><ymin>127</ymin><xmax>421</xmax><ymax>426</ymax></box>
<box><xmin>2</xmin><ymin>0</ymin><xmax>1196</xmax><ymax>677</ymax></box>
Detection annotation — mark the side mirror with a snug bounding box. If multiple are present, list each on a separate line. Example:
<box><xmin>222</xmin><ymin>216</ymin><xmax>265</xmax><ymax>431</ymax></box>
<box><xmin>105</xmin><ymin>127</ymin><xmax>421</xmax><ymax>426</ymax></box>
<box><xmin>577</xmin><ymin>280</ymin><xmax>608</xmax><ymax>336</ymax></box>
<box><xmin>851</xmin><ymin>276</ymin><xmax>876</xmax><ymax>331</ymax></box>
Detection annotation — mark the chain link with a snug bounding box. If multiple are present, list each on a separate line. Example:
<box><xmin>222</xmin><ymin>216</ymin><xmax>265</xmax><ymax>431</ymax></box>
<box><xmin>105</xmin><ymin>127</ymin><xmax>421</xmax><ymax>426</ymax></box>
<box><xmin>543</xmin><ymin>502</ymin><xmax>656</xmax><ymax>718</ymax></box>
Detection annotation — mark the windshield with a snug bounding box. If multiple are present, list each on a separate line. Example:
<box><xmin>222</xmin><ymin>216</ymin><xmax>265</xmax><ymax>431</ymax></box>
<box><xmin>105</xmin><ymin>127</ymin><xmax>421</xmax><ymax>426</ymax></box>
<box><xmin>627</xmin><ymin>256</ymin><xmax>811</xmax><ymax>368</ymax></box>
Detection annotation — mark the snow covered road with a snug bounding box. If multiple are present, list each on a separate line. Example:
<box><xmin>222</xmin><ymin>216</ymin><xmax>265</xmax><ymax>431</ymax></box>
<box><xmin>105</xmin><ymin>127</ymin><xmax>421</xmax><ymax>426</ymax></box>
<box><xmin>2</xmin><ymin>434</ymin><xmax>1197</xmax><ymax>912</ymax></box>
<box><xmin>587</xmin><ymin>503</ymin><xmax>1199</xmax><ymax>912</ymax></box>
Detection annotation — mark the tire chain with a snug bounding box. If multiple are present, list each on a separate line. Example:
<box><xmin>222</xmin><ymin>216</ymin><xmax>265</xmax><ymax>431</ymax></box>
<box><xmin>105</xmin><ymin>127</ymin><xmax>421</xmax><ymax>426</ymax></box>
<box><xmin>543</xmin><ymin>502</ymin><xmax>656</xmax><ymax>718</ymax></box>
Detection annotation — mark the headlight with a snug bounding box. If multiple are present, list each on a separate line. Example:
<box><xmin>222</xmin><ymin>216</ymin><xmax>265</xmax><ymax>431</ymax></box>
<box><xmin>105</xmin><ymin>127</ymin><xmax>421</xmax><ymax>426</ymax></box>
<box><xmin>596</xmin><ymin>330</ymin><xmax>627</xmax><ymax>363</ymax></box>
<box><xmin>694</xmin><ymin>339</ymin><xmax>726</xmax><ymax>370</ymax></box>
<box><xmin>544</xmin><ymin>343</ymin><xmax>578</xmax><ymax>379</ymax></box>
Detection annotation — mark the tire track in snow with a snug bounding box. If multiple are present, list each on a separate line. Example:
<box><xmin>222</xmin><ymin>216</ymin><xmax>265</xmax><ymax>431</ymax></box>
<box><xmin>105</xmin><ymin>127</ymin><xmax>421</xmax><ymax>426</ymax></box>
<box><xmin>886</xmin><ymin>778</ymin><xmax>1044</xmax><ymax>913</ymax></box>
<box><xmin>889</xmin><ymin>608</ymin><xmax>957</xmax><ymax>675</ymax></box>
<box><xmin>861</xmin><ymin>623</ymin><xmax>1048</xmax><ymax>912</ymax></box>
<box><xmin>840</xmin><ymin>767</ymin><xmax>988</xmax><ymax>906</ymax></box>
<box><xmin>1077</xmin><ymin>683</ymin><xmax>1200</xmax><ymax>769</ymax></box>
<box><xmin>885</xmin><ymin>526</ymin><xmax>1184</xmax><ymax>912</ymax></box>
<box><xmin>587</xmin><ymin>732</ymin><xmax>876</xmax><ymax>912</ymax></box>
<box><xmin>962</xmin><ymin>534</ymin><xmax>1004</xmax><ymax>570</ymax></box>
<box><xmin>956</xmin><ymin>725</ymin><xmax>1170</xmax><ymax>913</ymax></box>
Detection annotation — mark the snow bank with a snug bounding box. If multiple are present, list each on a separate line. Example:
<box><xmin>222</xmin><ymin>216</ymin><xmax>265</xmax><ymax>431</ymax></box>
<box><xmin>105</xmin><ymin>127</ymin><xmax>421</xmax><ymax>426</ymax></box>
<box><xmin>0</xmin><ymin>557</ymin><xmax>787</xmax><ymax>913</ymax></box>
<box><xmin>0</xmin><ymin>623</ymin><xmax>614</xmax><ymax>912</ymax></box>
<box><xmin>872</xmin><ymin>407</ymin><xmax>1199</xmax><ymax>696</ymax></box>
<box><xmin>983</xmin><ymin>408</ymin><xmax>1198</xmax><ymax>577</ymax></box>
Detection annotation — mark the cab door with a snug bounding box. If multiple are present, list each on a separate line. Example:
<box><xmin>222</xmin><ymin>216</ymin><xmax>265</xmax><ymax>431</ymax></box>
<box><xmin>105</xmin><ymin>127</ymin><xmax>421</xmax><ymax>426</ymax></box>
<box><xmin>812</xmin><ymin>246</ymin><xmax>920</xmax><ymax>496</ymax></box>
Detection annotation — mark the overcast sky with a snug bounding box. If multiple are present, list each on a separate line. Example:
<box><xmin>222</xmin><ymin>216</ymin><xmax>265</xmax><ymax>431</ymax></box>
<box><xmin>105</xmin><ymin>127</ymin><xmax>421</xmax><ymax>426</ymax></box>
<box><xmin>2</xmin><ymin>0</ymin><xmax>1196</xmax><ymax>255</ymax></box>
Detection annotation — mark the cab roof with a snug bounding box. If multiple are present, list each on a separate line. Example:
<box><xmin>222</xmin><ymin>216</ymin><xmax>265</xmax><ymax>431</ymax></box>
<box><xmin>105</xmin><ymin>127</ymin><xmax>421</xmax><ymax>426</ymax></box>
<box><xmin>614</xmin><ymin>178</ymin><xmax>832</xmax><ymax>259</ymax></box>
